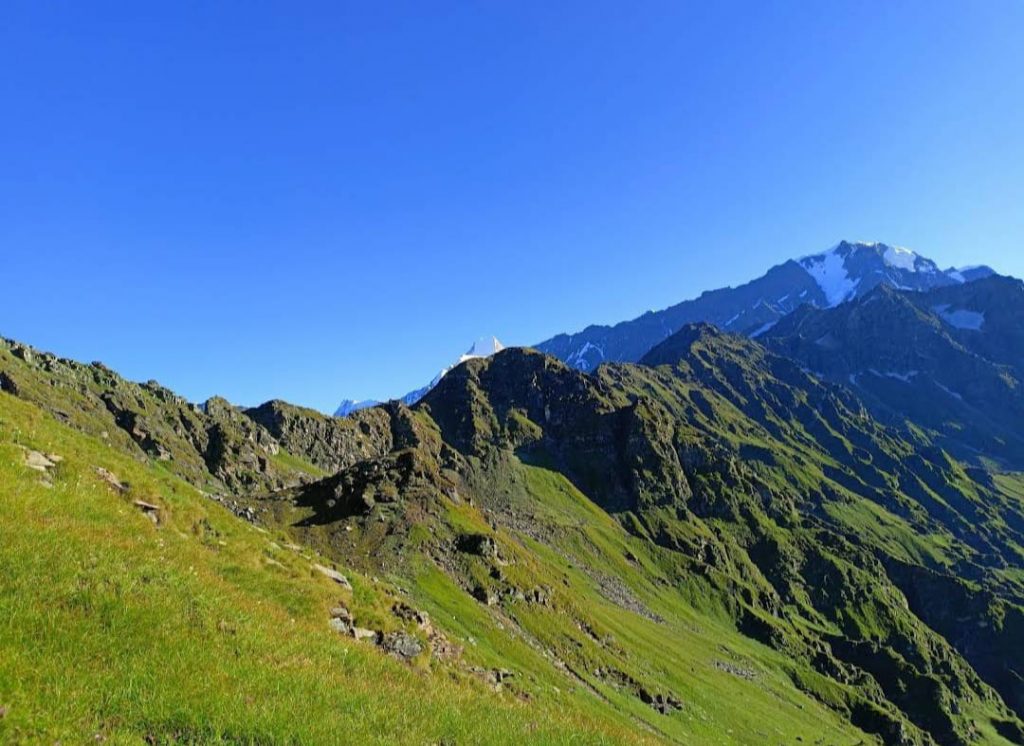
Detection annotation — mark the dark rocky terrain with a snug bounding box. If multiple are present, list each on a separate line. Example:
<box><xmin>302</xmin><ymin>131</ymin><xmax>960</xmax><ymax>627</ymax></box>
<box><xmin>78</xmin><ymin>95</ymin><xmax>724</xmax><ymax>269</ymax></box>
<box><xmin>764</xmin><ymin>275</ymin><xmax>1024</xmax><ymax>469</ymax></box>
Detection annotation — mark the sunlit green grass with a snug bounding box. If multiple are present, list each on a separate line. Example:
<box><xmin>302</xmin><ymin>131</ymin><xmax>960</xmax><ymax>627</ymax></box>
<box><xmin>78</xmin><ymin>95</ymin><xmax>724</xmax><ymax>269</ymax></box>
<box><xmin>0</xmin><ymin>392</ymin><xmax>641</xmax><ymax>745</ymax></box>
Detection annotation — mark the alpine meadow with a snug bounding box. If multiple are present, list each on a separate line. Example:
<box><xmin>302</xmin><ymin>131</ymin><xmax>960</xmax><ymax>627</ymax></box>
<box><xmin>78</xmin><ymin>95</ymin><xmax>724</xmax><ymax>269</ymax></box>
<box><xmin>3</xmin><ymin>3</ymin><xmax>1024</xmax><ymax>745</ymax></box>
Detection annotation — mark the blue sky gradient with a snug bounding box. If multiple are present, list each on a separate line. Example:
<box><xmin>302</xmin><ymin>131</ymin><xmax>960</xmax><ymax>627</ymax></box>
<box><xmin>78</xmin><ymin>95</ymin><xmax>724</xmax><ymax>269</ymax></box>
<box><xmin>2</xmin><ymin>1</ymin><xmax>1023</xmax><ymax>411</ymax></box>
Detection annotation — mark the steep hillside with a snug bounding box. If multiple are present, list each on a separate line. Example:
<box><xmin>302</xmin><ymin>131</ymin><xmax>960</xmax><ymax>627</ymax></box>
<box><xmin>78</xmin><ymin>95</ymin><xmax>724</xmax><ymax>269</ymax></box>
<box><xmin>1</xmin><ymin>341</ymin><xmax>871</xmax><ymax>743</ymax></box>
<box><xmin>250</xmin><ymin>332</ymin><xmax>1024</xmax><ymax>744</ymax></box>
<box><xmin>0</xmin><ymin>336</ymin><xmax>394</xmax><ymax>495</ymax></box>
<box><xmin>0</xmin><ymin>390</ymin><xmax>651</xmax><ymax>744</ymax></box>
<box><xmin>4</xmin><ymin>329</ymin><xmax>1024</xmax><ymax>744</ymax></box>
<box><xmin>764</xmin><ymin>276</ymin><xmax>1024</xmax><ymax>468</ymax></box>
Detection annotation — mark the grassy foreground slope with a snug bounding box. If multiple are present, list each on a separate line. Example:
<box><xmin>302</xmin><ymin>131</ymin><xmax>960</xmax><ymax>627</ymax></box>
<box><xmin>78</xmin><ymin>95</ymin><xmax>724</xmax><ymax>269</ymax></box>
<box><xmin>0</xmin><ymin>391</ymin><xmax>648</xmax><ymax>745</ymax></box>
<box><xmin>0</xmin><ymin>373</ymin><xmax>869</xmax><ymax>744</ymax></box>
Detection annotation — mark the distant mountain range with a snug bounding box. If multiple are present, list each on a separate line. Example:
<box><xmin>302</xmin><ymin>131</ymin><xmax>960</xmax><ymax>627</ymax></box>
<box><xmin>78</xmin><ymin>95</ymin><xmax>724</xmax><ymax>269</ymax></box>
<box><xmin>336</xmin><ymin>241</ymin><xmax>995</xmax><ymax>412</ymax></box>
<box><xmin>535</xmin><ymin>240</ymin><xmax>995</xmax><ymax>371</ymax></box>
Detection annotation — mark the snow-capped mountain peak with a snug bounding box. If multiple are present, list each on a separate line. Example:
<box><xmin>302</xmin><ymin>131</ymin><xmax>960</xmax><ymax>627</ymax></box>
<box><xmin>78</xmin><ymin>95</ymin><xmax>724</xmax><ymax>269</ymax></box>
<box><xmin>335</xmin><ymin>398</ymin><xmax>379</xmax><ymax>417</ymax></box>
<box><xmin>334</xmin><ymin>336</ymin><xmax>506</xmax><ymax>417</ymax></box>
<box><xmin>536</xmin><ymin>239</ymin><xmax>997</xmax><ymax>372</ymax></box>
<box><xmin>799</xmin><ymin>244</ymin><xmax>858</xmax><ymax>306</ymax></box>
<box><xmin>798</xmin><ymin>241</ymin><xmax>955</xmax><ymax>308</ymax></box>
<box><xmin>460</xmin><ymin>336</ymin><xmax>505</xmax><ymax>362</ymax></box>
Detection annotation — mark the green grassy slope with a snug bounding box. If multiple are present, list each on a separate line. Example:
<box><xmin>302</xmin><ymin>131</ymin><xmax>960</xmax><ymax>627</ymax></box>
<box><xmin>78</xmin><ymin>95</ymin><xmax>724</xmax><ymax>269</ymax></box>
<box><xmin>4</xmin><ymin>326</ymin><xmax>1024</xmax><ymax>745</ymax></box>
<box><xmin>0</xmin><ymin>392</ymin><xmax>647</xmax><ymax>745</ymax></box>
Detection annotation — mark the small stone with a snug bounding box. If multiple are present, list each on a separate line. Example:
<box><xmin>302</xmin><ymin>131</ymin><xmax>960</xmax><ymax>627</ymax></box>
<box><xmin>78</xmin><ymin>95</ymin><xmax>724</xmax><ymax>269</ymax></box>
<box><xmin>95</xmin><ymin>467</ymin><xmax>128</xmax><ymax>493</ymax></box>
<box><xmin>23</xmin><ymin>450</ymin><xmax>56</xmax><ymax>472</ymax></box>
<box><xmin>380</xmin><ymin>631</ymin><xmax>423</xmax><ymax>660</ymax></box>
<box><xmin>133</xmin><ymin>500</ymin><xmax>161</xmax><ymax>525</ymax></box>
<box><xmin>352</xmin><ymin>626</ymin><xmax>378</xmax><ymax>642</ymax></box>
<box><xmin>328</xmin><ymin>617</ymin><xmax>352</xmax><ymax>634</ymax></box>
<box><xmin>313</xmin><ymin>564</ymin><xmax>353</xmax><ymax>591</ymax></box>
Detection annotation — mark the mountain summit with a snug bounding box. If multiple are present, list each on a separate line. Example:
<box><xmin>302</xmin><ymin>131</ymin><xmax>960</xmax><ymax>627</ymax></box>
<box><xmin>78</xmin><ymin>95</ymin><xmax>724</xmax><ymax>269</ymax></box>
<box><xmin>535</xmin><ymin>241</ymin><xmax>995</xmax><ymax>371</ymax></box>
<box><xmin>334</xmin><ymin>337</ymin><xmax>506</xmax><ymax>416</ymax></box>
<box><xmin>797</xmin><ymin>240</ymin><xmax>986</xmax><ymax>305</ymax></box>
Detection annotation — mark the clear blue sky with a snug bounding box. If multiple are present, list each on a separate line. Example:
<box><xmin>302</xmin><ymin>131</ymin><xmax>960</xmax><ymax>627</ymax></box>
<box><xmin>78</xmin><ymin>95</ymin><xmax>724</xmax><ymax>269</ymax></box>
<box><xmin>2</xmin><ymin>1</ymin><xmax>1023</xmax><ymax>412</ymax></box>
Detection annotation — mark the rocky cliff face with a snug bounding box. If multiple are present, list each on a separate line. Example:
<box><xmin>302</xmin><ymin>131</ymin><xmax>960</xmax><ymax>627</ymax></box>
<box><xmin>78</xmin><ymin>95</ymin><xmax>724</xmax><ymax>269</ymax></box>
<box><xmin>0</xmin><ymin>337</ymin><xmax>340</xmax><ymax>494</ymax></box>
<box><xmin>764</xmin><ymin>276</ymin><xmax>1024</xmax><ymax>468</ymax></box>
<box><xmin>245</xmin><ymin>399</ymin><xmax>393</xmax><ymax>474</ymax></box>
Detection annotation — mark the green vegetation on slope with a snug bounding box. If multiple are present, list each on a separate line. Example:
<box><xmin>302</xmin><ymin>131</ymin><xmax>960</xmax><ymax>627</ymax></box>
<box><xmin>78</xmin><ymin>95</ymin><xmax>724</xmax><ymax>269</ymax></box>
<box><xmin>4</xmin><ymin>326</ymin><xmax>1024</xmax><ymax>745</ymax></box>
<box><xmin>0</xmin><ymin>392</ymin><xmax>646</xmax><ymax>745</ymax></box>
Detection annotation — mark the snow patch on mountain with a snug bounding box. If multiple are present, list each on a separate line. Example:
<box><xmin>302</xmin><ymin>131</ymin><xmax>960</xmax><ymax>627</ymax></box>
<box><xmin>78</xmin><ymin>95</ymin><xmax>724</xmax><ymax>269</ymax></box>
<box><xmin>568</xmin><ymin>341</ymin><xmax>604</xmax><ymax>369</ymax></box>
<box><xmin>335</xmin><ymin>399</ymin><xmax>380</xmax><ymax>416</ymax></box>
<box><xmin>934</xmin><ymin>381</ymin><xmax>965</xmax><ymax>401</ymax></box>
<box><xmin>869</xmin><ymin>369</ymin><xmax>920</xmax><ymax>383</ymax></box>
<box><xmin>800</xmin><ymin>247</ymin><xmax>858</xmax><ymax>306</ymax></box>
<box><xmin>883</xmin><ymin>245</ymin><xmax>919</xmax><ymax>271</ymax></box>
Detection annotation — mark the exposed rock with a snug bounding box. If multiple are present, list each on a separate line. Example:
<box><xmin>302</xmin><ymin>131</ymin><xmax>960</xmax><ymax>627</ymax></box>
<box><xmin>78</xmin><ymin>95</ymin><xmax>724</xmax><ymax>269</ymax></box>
<box><xmin>380</xmin><ymin>631</ymin><xmax>423</xmax><ymax>660</ymax></box>
<box><xmin>593</xmin><ymin>666</ymin><xmax>681</xmax><ymax>714</ymax></box>
<box><xmin>713</xmin><ymin>659</ymin><xmax>758</xmax><ymax>681</ymax></box>
<box><xmin>10</xmin><ymin>343</ymin><xmax>32</xmax><ymax>362</ymax></box>
<box><xmin>525</xmin><ymin>586</ymin><xmax>552</xmax><ymax>606</ymax></box>
<box><xmin>22</xmin><ymin>450</ymin><xmax>56</xmax><ymax>472</ymax></box>
<box><xmin>95</xmin><ymin>467</ymin><xmax>128</xmax><ymax>493</ymax></box>
<box><xmin>392</xmin><ymin>602</ymin><xmax>431</xmax><ymax>630</ymax></box>
<box><xmin>245</xmin><ymin>400</ymin><xmax>393</xmax><ymax>475</ymax></box>
<box><xmin>0</xmin><ymin>371</ymin><xmax>19</xmax><ymax>395</ymax></box>
<box><xmin>469</xmin><ymin>666</ymin><xmax>515</xmax><ymax>691</ymax></box>
<box><xmin>352</xmin><ymin>626</ymin><xmax>379</xmax><ymax>642</ymax></box>
<box><xmin>640</xmin><ymin>689</ymin><xmax>683</xmax><ymax>715</ymax></box>
<box><xmin>133</xmin><ymin>500</ymin><xmax>161</xmax><ymax>525</ymax></box>
<box><xmin>330</xmin><ymin>605</ymin><xmax>353</xmax><ymax>623</ymax></box>
<box><xmin>457</xmin><ymin>533</ymin><xmax>498</xmax><ymax>558</ymax></box>
<box><xmin>328</xmin><ymin>617</ymin><xmax>352</xmax><ymax>635</ymax></box>
<box><xmin>472</xmin><ymin>585</ymin><xmax>498</xmax><ymax>606</ymax></box>
<box><xmin>313</xmin><ymin>564</ymin><xmax>353</xmax><ymax>591</ymax></box>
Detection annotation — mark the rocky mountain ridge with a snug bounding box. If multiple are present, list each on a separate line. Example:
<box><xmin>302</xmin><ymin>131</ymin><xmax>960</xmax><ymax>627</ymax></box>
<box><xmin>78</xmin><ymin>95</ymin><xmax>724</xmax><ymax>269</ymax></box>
<box><xmin>763</xmin><ymin>275</ymin><xmax>1024</xmax><ymax>468</ymax></box>
<box><xmin>536</xmin><ymin>241</ymin><xmax>995</xmax><ymax>371</ymax></box>
<box><xmin>6</xmin><ymin>321</ymin><xmax>1023</xmax><ymax>743</ymax></box>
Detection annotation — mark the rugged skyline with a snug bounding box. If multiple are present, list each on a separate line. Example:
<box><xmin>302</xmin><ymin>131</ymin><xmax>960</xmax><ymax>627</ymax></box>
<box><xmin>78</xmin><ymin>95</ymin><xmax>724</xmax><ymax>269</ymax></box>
<box><xmin>3</xmin><ymin>3</ymin><xmax>1024</xmax><ymax>411</ymax></box>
